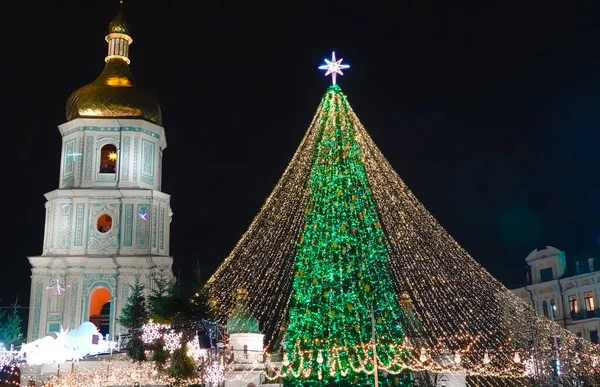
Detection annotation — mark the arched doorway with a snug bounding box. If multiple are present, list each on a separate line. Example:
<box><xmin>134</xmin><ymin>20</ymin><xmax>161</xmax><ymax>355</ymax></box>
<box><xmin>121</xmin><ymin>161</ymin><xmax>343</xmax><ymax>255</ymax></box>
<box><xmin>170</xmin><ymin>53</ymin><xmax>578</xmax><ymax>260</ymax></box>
<box><xmin>89</xmin><ymin>287</ymin><xmax>111</xmax><ymax>336</ymax></box>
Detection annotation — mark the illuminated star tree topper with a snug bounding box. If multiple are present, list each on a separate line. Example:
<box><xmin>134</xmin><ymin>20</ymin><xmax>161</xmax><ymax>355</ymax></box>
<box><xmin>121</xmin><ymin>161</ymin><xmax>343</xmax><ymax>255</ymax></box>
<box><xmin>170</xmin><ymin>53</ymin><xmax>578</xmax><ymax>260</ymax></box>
<box><xmin>318</xmin><ymin>51</ymin><xmax>350</xmax><ymax>85</ymax></box>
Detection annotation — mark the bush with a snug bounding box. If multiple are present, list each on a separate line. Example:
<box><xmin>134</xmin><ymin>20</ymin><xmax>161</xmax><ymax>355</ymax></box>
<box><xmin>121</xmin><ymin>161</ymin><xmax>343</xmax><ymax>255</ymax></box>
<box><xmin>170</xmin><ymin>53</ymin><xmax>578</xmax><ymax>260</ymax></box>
<box><xmin>127</xmin><ymin>333</ymin><xmax>147</xmax><ymax>362</ymax></box>
<box><xmin>152</xmin><ymin>337</ymin><xmax>170</xmax><ymax>367</ymax></box>
<box><xmin>169</xmin><ymin>343</ymin><xmax>196</xmax><ymax>380</ymax></box>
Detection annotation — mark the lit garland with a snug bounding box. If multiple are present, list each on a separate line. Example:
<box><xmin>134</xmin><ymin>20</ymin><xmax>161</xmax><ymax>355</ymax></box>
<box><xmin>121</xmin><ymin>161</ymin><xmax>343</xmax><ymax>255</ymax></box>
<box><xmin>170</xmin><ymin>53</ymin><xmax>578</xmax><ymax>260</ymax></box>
<box><xmin>203</xmin><ymin>84</ymin><xmax>600</xmax><ymax>385</ymax></box>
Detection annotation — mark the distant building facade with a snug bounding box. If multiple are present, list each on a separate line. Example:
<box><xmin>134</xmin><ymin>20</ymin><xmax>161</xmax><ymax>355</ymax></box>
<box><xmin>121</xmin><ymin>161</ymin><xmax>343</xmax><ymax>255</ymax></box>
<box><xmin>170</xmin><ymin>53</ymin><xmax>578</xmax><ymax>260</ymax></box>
<box><xmin>512</xmin><ymin>246</ymin><xmax>600</xmax><ymax>343</ymax></box>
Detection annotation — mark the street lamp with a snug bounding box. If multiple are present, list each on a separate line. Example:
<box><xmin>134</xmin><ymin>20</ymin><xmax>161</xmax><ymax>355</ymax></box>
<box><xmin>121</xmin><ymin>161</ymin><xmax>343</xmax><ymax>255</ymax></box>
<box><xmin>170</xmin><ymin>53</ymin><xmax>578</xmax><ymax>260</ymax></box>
<box><xmin>550</xmin><ymin>303</ymin><xmax>562</xmax><ymax>385</ymax></box>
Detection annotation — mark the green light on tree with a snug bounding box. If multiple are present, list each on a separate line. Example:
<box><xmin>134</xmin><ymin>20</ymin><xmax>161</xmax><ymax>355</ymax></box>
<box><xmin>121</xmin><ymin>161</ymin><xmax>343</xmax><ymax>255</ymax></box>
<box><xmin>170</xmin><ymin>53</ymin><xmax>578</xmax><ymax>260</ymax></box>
<box><xmin>283</xmin><ymin>85</ymin><xmax>411</xmax><ymax>387</ymax></box>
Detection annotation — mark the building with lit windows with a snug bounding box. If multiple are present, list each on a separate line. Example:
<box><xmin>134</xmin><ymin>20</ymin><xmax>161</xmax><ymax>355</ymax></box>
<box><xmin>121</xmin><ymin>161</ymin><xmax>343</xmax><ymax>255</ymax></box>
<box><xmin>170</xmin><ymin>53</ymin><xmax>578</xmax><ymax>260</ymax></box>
<box><xmin>512</xmin><ymin>246</ymin><xmax>600</xmax><ymax>344</ymax></box>
<box><xmin>26</xmin><ymin>4</ymin><xmax>173</xmax><ymax>342</ymax></box>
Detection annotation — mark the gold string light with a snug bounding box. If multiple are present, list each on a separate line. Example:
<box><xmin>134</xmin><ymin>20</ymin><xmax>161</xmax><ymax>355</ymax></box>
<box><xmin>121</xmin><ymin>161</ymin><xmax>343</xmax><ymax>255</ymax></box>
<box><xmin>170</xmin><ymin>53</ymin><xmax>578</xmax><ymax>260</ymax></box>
<box><xmin>202</xmin><ymin>84</ymin><xmax>600</xmax><ymax>385</ymax></box>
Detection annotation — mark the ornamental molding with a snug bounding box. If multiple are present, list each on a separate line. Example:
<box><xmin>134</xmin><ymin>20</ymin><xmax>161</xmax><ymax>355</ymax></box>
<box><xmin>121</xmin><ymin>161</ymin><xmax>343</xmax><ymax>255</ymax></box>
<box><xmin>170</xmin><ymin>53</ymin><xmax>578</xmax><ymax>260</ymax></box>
<box><xmin>96</xmin><ymin>135</ymin><xmax>121</xmax><ymax>149</ymax></box>
<box><xmin>58</xmin><ymin>118</ymin><xmax>166</xmax><ymax>150</ymax></box>
<box><xmin>43</xmin><ymin>188</ymin><xmax>170</xmax><ymax>201</ymax></box>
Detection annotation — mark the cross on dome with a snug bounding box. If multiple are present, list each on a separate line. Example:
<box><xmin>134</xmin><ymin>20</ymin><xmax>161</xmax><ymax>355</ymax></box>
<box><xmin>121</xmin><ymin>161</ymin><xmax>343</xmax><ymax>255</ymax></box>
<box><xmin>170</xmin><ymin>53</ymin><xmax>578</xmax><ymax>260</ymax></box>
<box><xmin>318</xmin><ymin>51</ymin><xmax>350</xmax><ymax>85</ymax></box>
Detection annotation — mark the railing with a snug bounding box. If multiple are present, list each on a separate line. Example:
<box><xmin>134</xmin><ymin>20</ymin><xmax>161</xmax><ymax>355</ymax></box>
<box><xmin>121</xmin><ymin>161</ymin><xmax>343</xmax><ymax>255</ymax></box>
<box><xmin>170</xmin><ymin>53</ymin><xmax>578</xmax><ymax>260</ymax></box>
<box><xmin>571</xmin><ymin>308</ymin><xmax>600</xmax><ymax>321</ymax></box>
<box><xmin>89</xmin><ymin>314</ymin><xmax>110</xmax><ymax>329</ymax></box>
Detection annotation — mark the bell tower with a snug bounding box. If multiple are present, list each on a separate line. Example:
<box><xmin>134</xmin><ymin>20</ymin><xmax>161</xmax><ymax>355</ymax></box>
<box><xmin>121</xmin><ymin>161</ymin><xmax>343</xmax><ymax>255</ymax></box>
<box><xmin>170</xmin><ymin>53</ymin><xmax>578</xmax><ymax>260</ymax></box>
<box><xmin>27</xmin><ymin>2</ymin><xmax>173</xmax><ymax>341</ymax></box>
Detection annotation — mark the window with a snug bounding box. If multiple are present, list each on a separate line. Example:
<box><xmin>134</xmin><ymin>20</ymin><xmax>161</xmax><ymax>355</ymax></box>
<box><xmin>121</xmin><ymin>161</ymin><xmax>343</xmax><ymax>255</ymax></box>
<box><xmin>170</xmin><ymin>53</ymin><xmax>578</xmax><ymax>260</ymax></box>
<box><xmin>99</xmin><ymin>144</ymin><xmax>117</xmax><ymax>173</ymax></box>
<box><xmin>591</xmin><ymin>330</ymin><xmax>599</xmax><ymax>344</ymax></box>
<box><xmin>543</xmin><ymin>301</ymin><xmax>548</xmax><ymax>317</ymax></box>
<box><xmin>569</xmin><ymin>295</ymin><xmax>579</xmax><ymax>313</ymax></box>
<box><xmin>97</xmin><ymin>214</ymin><xmax>112</xmax><ymax>233</ymax></box>
<box><xmin>540</xmin><ymin>268</ymin><xmax>553</xmax><ymax>282</ymax></box>
<box><xmin>48</xmin><ymin>323</ymin><xmax>60</xmax><ymax>334</ymax></box>
<box><xmin>550</xmin><ymin>299</ymin><xmax>557</xmax><ymax>318</ymax></box>
<box><xmin>585</xmin><ymin>292</ymin><xmax>595</xmax><ymax>311</ymax></box>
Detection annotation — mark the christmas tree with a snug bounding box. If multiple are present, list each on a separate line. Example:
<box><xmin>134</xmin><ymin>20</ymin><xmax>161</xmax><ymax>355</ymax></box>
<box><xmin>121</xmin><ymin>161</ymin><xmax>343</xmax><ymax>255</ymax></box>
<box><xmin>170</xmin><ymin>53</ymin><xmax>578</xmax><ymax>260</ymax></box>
<box><xmin>283</xmin><ymin>83</ymin><xmax>411</xmax><ymax>386</ymax></box>
<box><xmin>204</xmin><ymin>53</ymin><xmax>600</xmax><ymax>384</ymax></box>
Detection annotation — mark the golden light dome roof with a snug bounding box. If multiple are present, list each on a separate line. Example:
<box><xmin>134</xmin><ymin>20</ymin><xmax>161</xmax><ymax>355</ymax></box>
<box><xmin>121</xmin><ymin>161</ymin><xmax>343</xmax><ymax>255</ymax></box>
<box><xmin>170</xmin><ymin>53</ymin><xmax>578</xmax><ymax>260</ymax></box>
<box><xmin>65</xmin><ymin>3</ymin><xmax>162</xmax><ymax>125</ymax></box>
<box><xmin>108</xmin><ymin>7</ymin><xmax>130</xmax><ymax>34</ymax></box>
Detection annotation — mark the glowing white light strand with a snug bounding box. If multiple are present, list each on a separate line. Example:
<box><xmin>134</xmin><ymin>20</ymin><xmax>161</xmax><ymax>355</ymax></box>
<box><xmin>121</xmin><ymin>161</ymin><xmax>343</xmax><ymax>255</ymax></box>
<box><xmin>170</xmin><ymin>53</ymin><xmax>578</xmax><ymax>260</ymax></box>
<box><xmin>318</xmin><ymin>51</ymin><xmax>350</xmax><ymax>85</ymax></box>
<box><xmin>23</xmin><ymin>357</ymin><xmax>189</xmax><ymax>387</ymax></box>
<box><xmin>204</xmin><ymin>85</ymin><xmax>600</xmax><ymax>385</ymax></box>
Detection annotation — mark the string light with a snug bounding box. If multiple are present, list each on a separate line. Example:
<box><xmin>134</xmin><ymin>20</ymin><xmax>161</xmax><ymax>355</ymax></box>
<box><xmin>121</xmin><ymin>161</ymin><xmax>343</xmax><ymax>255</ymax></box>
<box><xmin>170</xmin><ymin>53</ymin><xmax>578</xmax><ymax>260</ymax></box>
<box><xmin>0</xmin><ymin>350</ymin><xmax>17</xmax><ymax>368</ymax></box>
<box><xmin>0</xmin><ymin>364</ymin><xmax>20</xmax><ymax>386</ymax></box>
<box><xmin>513</xmin><ymin>352</ymin><xmax>521</xmax><ymax>364</ymax></box>
<box><xmin>18</xmin><ymin>357</ymin><xmax>190</xmax><ymax>387</ymax></box>
<box><xmin>454</xmin><ymin>352</ymin><xmax>462</xmax><ymax>365</ymax></box>
<box><xmin>275</xmin><ymin>83</ymin><xmax>412</xmax><ymax>385</ymax></box>
<box><xmin>204</xmin><ymin>84</ymin><xmax>600</xmax><ymax>385</ymax></box>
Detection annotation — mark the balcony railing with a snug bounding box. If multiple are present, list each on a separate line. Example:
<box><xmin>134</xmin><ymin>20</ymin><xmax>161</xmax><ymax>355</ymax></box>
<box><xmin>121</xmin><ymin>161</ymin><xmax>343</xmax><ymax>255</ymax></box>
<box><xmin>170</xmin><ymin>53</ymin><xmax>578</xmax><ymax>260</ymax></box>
<box><xmin>571</xmin><ymin>308</ymin><xmax>600</xmax><ymax>321</ymax></box>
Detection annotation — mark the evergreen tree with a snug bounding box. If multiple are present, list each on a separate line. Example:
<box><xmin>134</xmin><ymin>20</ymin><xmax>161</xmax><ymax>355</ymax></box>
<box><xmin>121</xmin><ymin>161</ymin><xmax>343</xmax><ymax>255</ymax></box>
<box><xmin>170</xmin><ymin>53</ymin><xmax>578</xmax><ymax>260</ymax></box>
<box><xmin>127</xmin><ymin>334</ymin><xmax>147</xmax><ymax>362</ymax></box>
<box><xmin>118</xmin><ymin>277</ymin><xmax>149</xmax><ymax>330</ymax></box>
<box><xmin>118</xmin><ymin>278</ymin><xmax>149</xmax><ymax>362</ymax></box>
<box><xmin>148</xmin><ymin>266</ymin><xmax>176</xmax><ymax>323</ymax></box>
<box><xmin>151</xmin><ymin>337</ymin><xmax>170</xmax><ymax>368</ymax></box>
<box><xmin>169</xmin><ymin>343</ymin><xmax>197</xmax><ymax>380</ymax></box>
<box><xmin>283</xmin><ymin>85</ymin><xmax>411</xmax><ymax>386</ymax></box>
<box><xmin>0</xmin><ymin>300</ymin><xmax>24</xmax><ymax>348</ymax></box>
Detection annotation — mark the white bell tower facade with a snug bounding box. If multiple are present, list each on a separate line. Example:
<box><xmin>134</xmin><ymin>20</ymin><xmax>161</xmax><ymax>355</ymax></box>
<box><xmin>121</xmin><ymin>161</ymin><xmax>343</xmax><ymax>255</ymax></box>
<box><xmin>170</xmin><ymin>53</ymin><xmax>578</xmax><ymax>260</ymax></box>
<box><xmin>27</xmin><ymin>4</ymin><xmax>173</xmax><ymax>342</ymax></box>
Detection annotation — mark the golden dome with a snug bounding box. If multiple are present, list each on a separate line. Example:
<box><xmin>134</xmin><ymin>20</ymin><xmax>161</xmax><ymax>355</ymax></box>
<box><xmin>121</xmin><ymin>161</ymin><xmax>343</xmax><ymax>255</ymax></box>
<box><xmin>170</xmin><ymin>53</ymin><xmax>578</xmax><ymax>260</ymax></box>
<box><xmin>108</xmin><ymin>8</ymin><xmax>130</xmax><ymax>34</ymax></box>
<box><xmin>66</xmin><ymin>59</ymin><xmax>162</xmax><ymax>125</ymax></box>
<box><xmin>65</xmin><ymin>3</ymin><xmax>162</xmax><ymax>125</ymax></box>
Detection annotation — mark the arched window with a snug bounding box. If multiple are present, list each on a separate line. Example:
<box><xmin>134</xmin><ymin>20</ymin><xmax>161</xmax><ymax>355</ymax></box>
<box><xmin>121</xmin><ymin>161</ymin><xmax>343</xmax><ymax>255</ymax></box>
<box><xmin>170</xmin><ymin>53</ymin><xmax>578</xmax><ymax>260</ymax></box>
<box><xmin>100</xmin><ymin>144</ymin><xmax>117</xmax><ymax>173</ymax></box>
<box><xmin>543</xmin><ymin>300</ymin><xmax>548</xmax><ymax>317</ymax></box>
<box><xmin>243</xmin><ymin>344</ymin><xmax>248</xmax><ymax>358</ymax></box>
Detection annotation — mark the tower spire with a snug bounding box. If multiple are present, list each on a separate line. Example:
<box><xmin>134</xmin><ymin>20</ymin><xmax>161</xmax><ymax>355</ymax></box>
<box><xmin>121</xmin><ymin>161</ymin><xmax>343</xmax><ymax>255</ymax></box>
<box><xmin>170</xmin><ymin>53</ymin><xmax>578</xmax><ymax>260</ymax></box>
<box><xmin>105</xmin><ymin>0</ymin><xmax>132</xmax><ymax>64</ymax></box>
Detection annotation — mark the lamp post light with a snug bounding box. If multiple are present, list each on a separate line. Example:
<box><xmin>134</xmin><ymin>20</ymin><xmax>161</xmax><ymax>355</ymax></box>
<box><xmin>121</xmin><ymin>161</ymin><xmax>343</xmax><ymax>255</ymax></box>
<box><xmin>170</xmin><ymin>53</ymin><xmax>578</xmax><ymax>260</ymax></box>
<box><xmin>550</xmin><ymin>303</ymin><xmax>563</xmax><ymax>386</ymax></box>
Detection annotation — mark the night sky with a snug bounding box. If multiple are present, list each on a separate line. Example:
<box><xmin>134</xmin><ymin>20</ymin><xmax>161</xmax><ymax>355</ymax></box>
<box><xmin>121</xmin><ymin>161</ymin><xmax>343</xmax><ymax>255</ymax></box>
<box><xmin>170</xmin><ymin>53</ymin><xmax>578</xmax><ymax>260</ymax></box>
<box><xmin>3</xmin><ymin>1</ymin><xmax>600</xmax><ymax>311</ymax></box>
